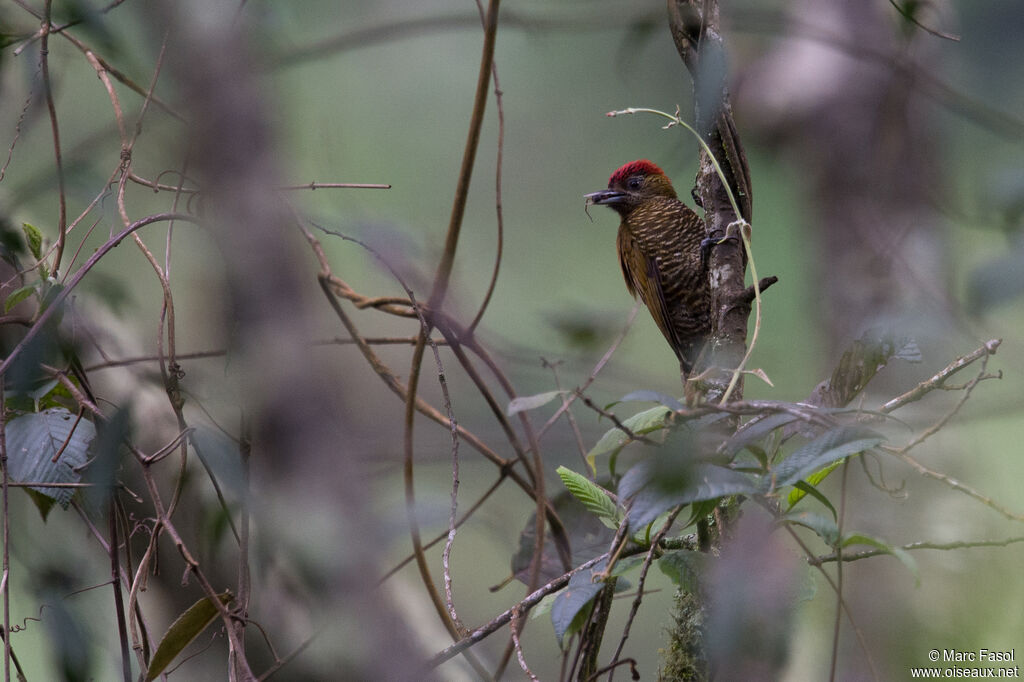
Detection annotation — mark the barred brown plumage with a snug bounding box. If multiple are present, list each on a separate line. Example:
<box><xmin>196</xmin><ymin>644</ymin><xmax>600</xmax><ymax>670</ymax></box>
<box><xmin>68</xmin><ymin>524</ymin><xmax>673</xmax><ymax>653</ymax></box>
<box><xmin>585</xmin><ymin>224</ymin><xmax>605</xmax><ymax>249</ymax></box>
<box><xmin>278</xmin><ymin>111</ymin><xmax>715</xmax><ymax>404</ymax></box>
<box><xmin>585</xmin><ymin>160</ymin><xmax>709</xmax><ymax>376</ymax></box>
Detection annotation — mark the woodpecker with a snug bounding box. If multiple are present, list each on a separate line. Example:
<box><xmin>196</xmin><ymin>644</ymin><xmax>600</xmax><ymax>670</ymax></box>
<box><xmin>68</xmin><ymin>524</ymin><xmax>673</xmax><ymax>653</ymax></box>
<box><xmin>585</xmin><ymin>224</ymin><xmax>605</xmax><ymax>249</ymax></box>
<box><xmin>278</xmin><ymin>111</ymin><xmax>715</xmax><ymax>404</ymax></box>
<box><xmin>585</xmin><ymin>160</ymin><xmax>709</xmax><ymax>376</ymax></box>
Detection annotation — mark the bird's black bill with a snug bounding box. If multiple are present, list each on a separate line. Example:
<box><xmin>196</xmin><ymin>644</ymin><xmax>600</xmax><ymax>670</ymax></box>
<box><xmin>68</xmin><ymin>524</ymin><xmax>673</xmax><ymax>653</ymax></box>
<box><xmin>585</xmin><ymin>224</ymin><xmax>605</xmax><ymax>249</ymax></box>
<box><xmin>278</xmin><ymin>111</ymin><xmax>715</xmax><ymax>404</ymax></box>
<box><xmin>584</xmin><ymin>189</ymin><xmax>626</xmax><ymax>206</ymax></box>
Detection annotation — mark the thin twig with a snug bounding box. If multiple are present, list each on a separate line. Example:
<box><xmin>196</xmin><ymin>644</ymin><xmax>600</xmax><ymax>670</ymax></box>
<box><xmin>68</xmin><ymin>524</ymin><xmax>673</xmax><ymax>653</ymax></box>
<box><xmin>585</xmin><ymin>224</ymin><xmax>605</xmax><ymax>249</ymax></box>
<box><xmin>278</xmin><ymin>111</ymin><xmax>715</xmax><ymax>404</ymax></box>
<box><xmin>829</xmin><ymin>460</ymin><xmax>851</xmax><ymax>682</ymax></box>
<box><xmin>0</xmin><ymin>377</ymin><xmax>9</xmax><ymax>682</ymax></box>
<box><xmin>509</xmin><ymin>607</ymin><xmax>540</xmax><ymax>681</ymax></box>
<box><xmin>376</xmin><ymin>474</ymin><xmax>508</xmax><ymax>586</ymax></box>
<box><xmin>779</xmin><ymin>520</ymin><xmax>880</xmax><ymax>682</ymax></box>
<box><xmin>885</xmin><ymin>446</ymin><xmax>1024</xmax><ymax>522</ymax></box>
<box><xmin>537</xmin><ymin>302</ymin><xmax>640</xmax><ymax>440</ymax></box>
<box><xmin>886</xmin><ymin>0</ymin><xmax>960</xmax><ymax>41</ymax></box>
<box><xmin>39</xmin><ymin>0</ymin><xmax>69</xmax><ymax>277</ymax></box>
<box><xmin>607</xmin><ymin>506</ymin><xmax>682</xmax><ymax>681</ymax></box>
<box><xmin>466</xmin><ymin>0</ymin><xmax>506</xmax><ymax>334</ymax></box>
<box><xmin>895</xmin><ymin>353</ymin><xmax>993</xmax><ymax>454</ymax></box>
<box><xmin>574</xmin><ymin>389</ymin><xmax>656</xmax><ymax>445</ymax></box>
<box><xmin>880</xmin><ymin>339</ymin><xmax>1000</xmax><ymax>413</ymax></box>
<box><xmin>544</xmin><ymin>360</ymin><xmax>590</xmax><ymax>469</ymax></box>
<box><xmin>811</xmin><ymin>535</ymin><xmax>1024</xmax><ymax>566</ymax></box>
<box><xmin>0</xmin><ymin>213</ymin><xmax>199</xmax><ymax>377</ymax></box>
<box><xmin>426</xmin><ymin>553</ymin><xmax>610</xmax><ymax>669</ymax></box>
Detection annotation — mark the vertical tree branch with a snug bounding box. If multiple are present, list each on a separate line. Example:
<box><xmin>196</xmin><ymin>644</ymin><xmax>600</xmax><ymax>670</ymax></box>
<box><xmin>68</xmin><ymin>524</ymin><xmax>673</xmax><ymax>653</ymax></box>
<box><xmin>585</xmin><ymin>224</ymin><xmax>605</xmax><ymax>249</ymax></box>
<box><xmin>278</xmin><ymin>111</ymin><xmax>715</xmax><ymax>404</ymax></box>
<box><xmin>664</xmin><ymin>3</ymin><xmax>753</xmax><ymax>678</ymax></box>
<box><xmin>0</xmin><ymin>377</ymin><xmax>9</xmax><ymax>682</ymax></box>
<box><xmin>668</xmin><ymin>0</ymin><xmax>754</xmax><ymax>398</ymax></box>
<box><xmin>38</xmin><ymin>0</ymin><xmax>69</xmax><ymax>277</ymax></box>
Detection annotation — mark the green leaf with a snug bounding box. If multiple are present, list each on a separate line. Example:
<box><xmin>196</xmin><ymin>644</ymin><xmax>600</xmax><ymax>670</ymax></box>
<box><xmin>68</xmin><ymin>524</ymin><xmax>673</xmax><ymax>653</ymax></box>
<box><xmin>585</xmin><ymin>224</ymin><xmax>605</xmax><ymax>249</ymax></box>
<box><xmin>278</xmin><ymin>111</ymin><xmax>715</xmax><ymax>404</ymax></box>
<box><xmin>530</xmin><ymin>593</ymin><xmax>558</xmax><ymax>620</ymax></box>
<box><xmin>786</xmin><ymin>459</ymin><xmax>844</xmax><ymax>515</ymax></box>
<box><xmin>585</xmin><ymin>405</ymin><xmax>673</xmax><ymax>473</ymax></box>
<box><xmin>551</xmin><ymin>563</ymin><xmax>607</xmax><ymax>647</ymax></box>
<box><xmin>4</xmin><ymin>284</ymin><xmax>36</xmax><ymax>313</ymax></box>
<box><xmin>145</xmin><ymin>592</ymin><xmax>234</xmax><ymax>681</ymax></box>
<box><xmin>768</xmin><ymin>426</ymin><xmax>884</xmax><ymax>491</ymax></box>
<box><xmin>788</xmin><ymin>479</ymin><xmax>838</xmax><ymax>520</ymax></box>
<box><xmin>841</xmin><ymin>533</ymin><xmax>919</xmax><ymax>585</ymax></box>
<box><xmin>782</xmin><ymin>510</ymin><xmax>839</xmax><ymax>546</ymax></box>
<box><xmin>556</xmin><ymin>466</ymin><xmax>621</xmax><ymax>526</ymax></box>
<box><xmin>22</xmin><ymin>223</ymin><xmax>43</xmax><ymax>260</ymax></box>
<box><xmin>5</xmin><ymin>408</ymin><xmax>95</xmax><ymax>509</ymax></box>
<box><xmin>507</xmin><ymin>390</ymin><xmax>564</xmax><ymax>416</ymax></box>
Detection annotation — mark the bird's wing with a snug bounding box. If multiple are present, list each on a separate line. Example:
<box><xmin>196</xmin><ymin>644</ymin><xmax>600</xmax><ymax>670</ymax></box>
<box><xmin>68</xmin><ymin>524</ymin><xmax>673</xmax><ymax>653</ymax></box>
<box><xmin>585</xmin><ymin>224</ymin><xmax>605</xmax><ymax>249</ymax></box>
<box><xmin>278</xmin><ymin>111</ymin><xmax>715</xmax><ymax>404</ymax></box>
<box><xmin>617</xmin><ymin>228</ymin><xmax>685</xmax><ymax>361</ymax></box>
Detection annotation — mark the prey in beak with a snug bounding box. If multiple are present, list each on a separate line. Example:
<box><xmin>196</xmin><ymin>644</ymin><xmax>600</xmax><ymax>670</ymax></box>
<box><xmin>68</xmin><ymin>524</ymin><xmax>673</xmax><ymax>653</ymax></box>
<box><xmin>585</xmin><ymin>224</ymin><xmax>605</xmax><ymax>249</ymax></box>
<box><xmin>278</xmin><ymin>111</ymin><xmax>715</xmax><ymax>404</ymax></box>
<box><xmin>584</xmin><ymin>189</ymin><xmax>626</xmax><ymax>221</ymax></box>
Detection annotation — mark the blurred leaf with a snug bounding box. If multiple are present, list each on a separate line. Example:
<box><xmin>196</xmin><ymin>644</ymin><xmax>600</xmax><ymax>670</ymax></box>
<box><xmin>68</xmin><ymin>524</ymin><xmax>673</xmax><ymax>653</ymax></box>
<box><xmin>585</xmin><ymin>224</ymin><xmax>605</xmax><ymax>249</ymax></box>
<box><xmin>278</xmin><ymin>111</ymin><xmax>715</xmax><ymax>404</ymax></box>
<box><xmin>658</xmin><ymin>549</ymin><xmax>708</xmax><ymax>592</ymax></box>
<box><xmin>622</xmin><ymin>461</ymin><xmax>757</xmax><ymax>533</ymax></box>
<box><xmin>145</xmin><ymin>591</ymin><xmax>234</xmax><ymax>681</ymax></box>
<box><xmin>545</xmin><ymin>308</ymin><xmax>620</xmax><ymax>350</ymax></box>
<box><xmin>512</xmin><ymin>488</ymin><xmax>614</xmax><ymax>586</ymax></box>
<box><xmin>507</xmin><ymin>390</ymin><xmax>564</xmax><ymax>416</ymax></box>
<box><xmin>966</xmin><ymin>241</ymin><xmax>1024</xmax><ymax>313</ymax></box>
<box><xmin>786</xmin><ymin>460</ymin><xmax>843</xmax><ymax>516</ymax></box>
<box><xmin>586</xmin><ymin>405</ymin><xmax>673</xmax><ymax>474</ymax></box>
<box><xmin>721</xmin><ymin>412</ymin><xmax>799</xmax><ymax>459</ymax></box>
<box><xmin>893</xmin><ymin>339</ymin><xmax>922</xmax><ymax>363</ymax></box>
<box><xmin>556</xmin><ymin>466</ymin><xmax>621</xmax><ymax>527</ymax></box>
<box><xmin>613</xmin><ymin>390</ymin><xmax>684</xmax><ymax>412</ymax></box>
<box><xmin>191</xmin><ymin>425</ymin><xmax>245</xmax><ymax>498</ymax></box>
<box><xmin>551</xmin><ymin>562</ymin><xmax>607</xmax><ymax>648</ymax></box>
<box><xmin>768</xmin><ymin>426</ymin><xmax>883</xmax><ymax>490</ymax></box>
<box><xmin>808</xmin><ymin>330</ymin><xmax>920</xmax><ymax>408</ymax></box>
<box><xmin>5</xmin><ymin>408</ymin><xmax>94</xmax><ymax>510</ymax></box>
<box><xmin>28</xmin><ymin>378</ymin><xmax>60</xmax><ymax>401</ymax></box>
<box><xmin>842</xmin><ymin>533</ymin><xmax>919</xmax><ymax>585</ymax></box>
<box><xmin>781</xmin><ymin>510</ymin><xmax>839</xmax><ymax>546</ymax></box>
<box><xmin>81</xmin><ymin>408</ymin><xmax>130</xmax><ymax>512</ymax></box>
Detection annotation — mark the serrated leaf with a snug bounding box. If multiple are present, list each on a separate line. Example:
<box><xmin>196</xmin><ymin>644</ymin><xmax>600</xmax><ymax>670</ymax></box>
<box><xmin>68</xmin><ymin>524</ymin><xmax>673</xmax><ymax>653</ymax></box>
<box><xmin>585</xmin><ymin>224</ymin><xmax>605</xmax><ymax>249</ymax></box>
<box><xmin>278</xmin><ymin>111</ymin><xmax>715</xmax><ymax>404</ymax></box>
<box><xmin>22</xmin><ymin>223</ymin><xmax>43</xmax><ymax>260</ymax></box>
<box><xmin>616</xmin><ymin>390</ymin><xmax>684</xmax><ymax>412</ymax></box>
<box><xmin>145</xmin><ymin>591</ymin><xmax>234</xmax><ymax>681</ymax></box>
<box><xmin>5</xmin><ymin>409</ymin><xmax>94</xmax><ymax>508</ymax></box>
<box><xmin>768</xmin><ymin>426</ymin><xmax>884</xmax><ymax>491</ymax></box>
<box><xmin>782</xmin><ymin>510</ymin><xmax>839</xmax><ymax>545</ymax></box>
<box><xmin>507</xmin><ymin>390</ymin><xmax>564</xmax><ymax>416</ymax></box>
<box><xmin>4</xmin><ymin>284</ymin><xmax>36</xmax><ymax>313</ymax></box>
<box><xmin>585</xmin><ymin>405</ymin><xmax>673</xmax><ymax>473</ymax></box>
<box><xmin>841</xmin><ymin>533</ymin><xmax>919</xmax><ymax>585</ymax></box>
<box><xmin>556</xmin><ymin>466</ymin><xmax>620</xmax><ymax>525</ymax></box>
<box><xmin>551</xmin><ymin>563</ymin><xmax>607</xmax><ymax>647</ymax></box>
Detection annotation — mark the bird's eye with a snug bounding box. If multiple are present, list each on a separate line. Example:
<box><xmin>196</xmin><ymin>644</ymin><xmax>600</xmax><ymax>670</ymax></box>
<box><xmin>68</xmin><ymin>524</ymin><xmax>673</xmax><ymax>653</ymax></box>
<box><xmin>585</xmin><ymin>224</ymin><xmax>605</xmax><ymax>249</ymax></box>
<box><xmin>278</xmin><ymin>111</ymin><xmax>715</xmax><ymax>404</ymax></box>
<box><xmin>627</xmin><ymin>176</ymin><xmax>643</xmax><ymax>190</ymax></box>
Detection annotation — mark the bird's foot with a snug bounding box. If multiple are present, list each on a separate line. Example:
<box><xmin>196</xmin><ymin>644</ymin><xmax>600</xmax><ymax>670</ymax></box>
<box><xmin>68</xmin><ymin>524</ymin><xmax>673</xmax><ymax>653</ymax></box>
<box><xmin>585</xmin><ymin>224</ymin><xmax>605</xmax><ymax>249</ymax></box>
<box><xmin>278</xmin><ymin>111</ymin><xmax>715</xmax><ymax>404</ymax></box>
<box><xmin>700</xmin><ymin>220</ymin><xmax>750</xmax><ymax>264</ymax></box>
